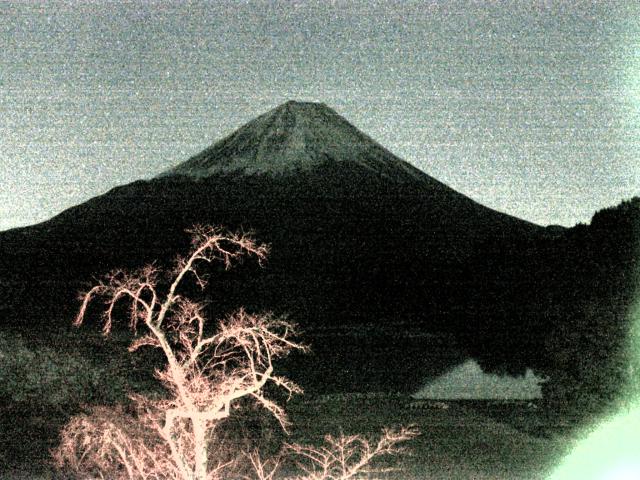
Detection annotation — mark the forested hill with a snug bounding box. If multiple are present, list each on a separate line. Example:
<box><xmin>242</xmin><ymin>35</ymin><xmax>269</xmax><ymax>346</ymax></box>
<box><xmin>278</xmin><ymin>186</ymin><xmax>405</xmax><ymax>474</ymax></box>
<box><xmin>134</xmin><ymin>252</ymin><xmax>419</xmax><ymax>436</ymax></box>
<box><xmin>464</xmin><ymin>197</ymin><xmax>640</xmax><ymax>414</ymax></box>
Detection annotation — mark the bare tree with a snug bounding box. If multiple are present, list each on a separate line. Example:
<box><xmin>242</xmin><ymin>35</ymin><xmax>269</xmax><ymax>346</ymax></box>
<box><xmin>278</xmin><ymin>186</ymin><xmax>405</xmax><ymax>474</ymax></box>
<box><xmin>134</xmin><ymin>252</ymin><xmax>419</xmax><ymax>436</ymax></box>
<box><xmin>54</xmin><ymin>226</ymin><xmax>306</xmax><ymax>480</ymax></box>
<box><xmin>285</xmin><ymin>426</ymin><xmax>419</xmax><ymax>480</ymax></box>
<box><xmin>53</xmin><ymin>225</ymin><xmax>418</xmax><ymax>480</ymax></box>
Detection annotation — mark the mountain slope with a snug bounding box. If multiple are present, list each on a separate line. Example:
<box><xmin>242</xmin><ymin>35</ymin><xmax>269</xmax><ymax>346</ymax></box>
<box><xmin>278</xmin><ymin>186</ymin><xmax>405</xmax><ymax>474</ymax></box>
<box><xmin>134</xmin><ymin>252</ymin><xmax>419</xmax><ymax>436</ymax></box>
<box><xmin>0</xmin><ymin>101</ymin><xmax>547</xmax><ymax>393</ymax></box>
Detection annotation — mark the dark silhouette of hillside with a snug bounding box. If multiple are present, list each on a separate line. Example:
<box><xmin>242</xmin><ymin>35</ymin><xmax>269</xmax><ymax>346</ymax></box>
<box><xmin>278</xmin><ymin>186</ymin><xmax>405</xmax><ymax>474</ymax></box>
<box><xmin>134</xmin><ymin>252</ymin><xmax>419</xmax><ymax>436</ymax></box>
<box><xmin>464</xmin><ymin>197</ymin><xmax>640</xmax><ymax>414</ymax></box>
<box><xmin>0</xmin><ymin>101</ymin><xmax>637</xmax><ymax>408</ymax></box>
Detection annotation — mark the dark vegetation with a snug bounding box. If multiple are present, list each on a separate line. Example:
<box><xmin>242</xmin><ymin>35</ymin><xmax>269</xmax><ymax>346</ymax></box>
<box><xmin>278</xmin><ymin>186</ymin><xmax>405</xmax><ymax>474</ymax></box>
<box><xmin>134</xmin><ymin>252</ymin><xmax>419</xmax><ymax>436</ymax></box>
<box><xmin>466</xmin><ymin>197</ymin><xmax>640</xmax><ymax>417</ymax></box>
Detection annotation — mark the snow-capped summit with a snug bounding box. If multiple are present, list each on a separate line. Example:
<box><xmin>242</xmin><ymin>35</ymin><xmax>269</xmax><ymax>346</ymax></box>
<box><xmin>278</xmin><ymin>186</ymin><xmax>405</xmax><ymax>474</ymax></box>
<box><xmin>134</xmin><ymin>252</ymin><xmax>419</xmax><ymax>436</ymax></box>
<box><xmin>161</xmin><ymin>100</ymin><xmax>425</xmax><ymax>181</ymax></box>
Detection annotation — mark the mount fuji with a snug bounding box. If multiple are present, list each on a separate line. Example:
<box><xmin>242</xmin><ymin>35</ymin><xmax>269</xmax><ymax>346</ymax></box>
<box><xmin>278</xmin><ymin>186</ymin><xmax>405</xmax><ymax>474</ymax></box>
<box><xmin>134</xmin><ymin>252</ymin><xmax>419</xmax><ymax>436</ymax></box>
<box><xmin>0</xmin><ymin>101</ymin><xmax>585</xmax><ymax>393</ymax></box>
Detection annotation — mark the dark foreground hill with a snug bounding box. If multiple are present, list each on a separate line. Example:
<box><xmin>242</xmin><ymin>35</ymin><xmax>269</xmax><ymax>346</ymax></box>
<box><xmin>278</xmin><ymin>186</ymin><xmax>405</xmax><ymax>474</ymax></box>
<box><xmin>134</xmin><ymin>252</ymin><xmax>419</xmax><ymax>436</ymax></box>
<box><xmin>0</xmin><ymin>101</ymin><xmax>637</xmax><ymax>406</ymax></box>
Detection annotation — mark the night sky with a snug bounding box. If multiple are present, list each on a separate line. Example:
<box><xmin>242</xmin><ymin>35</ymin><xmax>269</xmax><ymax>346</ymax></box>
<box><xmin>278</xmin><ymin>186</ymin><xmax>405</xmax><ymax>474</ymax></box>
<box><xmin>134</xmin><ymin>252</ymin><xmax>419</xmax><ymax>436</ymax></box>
<box><xmin>2</xmin><ymin>1</ymin><xmax>639</xmax><ymax>231</ymax></box>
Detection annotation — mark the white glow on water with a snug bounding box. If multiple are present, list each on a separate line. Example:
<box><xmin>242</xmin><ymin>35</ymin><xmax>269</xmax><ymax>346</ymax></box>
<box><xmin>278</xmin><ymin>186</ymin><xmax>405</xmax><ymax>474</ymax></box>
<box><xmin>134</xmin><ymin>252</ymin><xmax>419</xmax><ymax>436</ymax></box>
<box><xmin>413</xmin><ymin>359</ymin><xmax>545</xmax><ymax>400</ymax></box>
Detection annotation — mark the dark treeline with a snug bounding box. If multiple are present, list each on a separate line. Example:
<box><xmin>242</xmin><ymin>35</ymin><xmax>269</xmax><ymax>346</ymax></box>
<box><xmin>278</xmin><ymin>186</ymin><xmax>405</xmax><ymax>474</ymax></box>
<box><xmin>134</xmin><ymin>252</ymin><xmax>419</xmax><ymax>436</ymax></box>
<box><xmin>465</xmin><ymin>197</ymin><xmax>640</xmax><ymax>415</ymax></box>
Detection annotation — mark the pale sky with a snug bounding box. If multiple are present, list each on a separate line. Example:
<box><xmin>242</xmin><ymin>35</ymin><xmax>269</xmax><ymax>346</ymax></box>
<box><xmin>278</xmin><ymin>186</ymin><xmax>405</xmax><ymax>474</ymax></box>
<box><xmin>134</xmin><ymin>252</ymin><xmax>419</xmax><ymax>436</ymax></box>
<box><xmin>1</xmin><ymin>0</ymin><xmax>639</xmax><ymax>231</ymax></box>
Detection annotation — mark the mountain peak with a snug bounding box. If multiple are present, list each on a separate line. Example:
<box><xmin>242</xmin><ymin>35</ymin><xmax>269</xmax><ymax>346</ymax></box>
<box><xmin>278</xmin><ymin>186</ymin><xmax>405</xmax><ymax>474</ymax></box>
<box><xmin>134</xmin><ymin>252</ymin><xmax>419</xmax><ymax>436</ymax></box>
<box><xmin>278</xmin><ymin>99</ymin><xmax>331</xmax><ymax>111</ymax></box>
<box><xmin>161</xmin><ymin>101</ymin><xmax>425</xmax><ymax>181</ymax></box>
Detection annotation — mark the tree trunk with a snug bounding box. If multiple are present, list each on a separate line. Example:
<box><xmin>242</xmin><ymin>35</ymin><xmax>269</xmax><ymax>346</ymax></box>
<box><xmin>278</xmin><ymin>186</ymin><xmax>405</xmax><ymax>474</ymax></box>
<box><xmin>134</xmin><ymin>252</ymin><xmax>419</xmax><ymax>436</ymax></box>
<box><xmin>193</xmin><ymin>418</ymin><xmax>208</xmax><ymax>480</ymax></box>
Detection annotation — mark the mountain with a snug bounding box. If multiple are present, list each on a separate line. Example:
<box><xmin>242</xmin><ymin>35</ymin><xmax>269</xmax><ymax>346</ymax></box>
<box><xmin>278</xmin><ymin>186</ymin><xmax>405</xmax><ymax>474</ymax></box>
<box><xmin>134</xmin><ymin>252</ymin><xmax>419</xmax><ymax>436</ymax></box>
<box><xmin>1</xmin><ymin>101</ymin><xmax>635</xmax><ymax>401</ymax></box>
